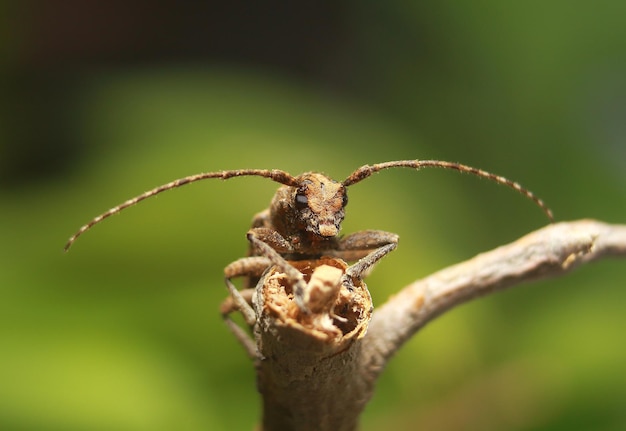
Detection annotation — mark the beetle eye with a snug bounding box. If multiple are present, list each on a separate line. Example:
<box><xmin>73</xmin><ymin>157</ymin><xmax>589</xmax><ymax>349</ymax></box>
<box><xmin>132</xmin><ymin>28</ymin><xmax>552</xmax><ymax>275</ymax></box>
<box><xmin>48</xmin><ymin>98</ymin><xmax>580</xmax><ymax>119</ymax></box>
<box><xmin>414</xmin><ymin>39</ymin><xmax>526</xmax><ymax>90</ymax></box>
<box><xmin>295</xmin><ymin>192</ymin><xmax>308</xmax><ymax>209</ymax></box>
<box><xmin>342</xmin><ymin>192</ymin><xmax>348</xmax><ymax>208</ymax></box>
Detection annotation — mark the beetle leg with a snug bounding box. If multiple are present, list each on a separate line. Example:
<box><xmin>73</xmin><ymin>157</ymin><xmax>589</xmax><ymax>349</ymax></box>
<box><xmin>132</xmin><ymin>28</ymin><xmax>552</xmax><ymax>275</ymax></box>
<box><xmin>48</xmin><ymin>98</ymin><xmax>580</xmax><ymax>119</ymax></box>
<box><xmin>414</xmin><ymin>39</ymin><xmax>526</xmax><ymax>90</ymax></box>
<box><xmin>335</xmin><ymin>230</ymin><xmax>399</xmax><ymax>283</ymax></box>
<box><xmin>221</xmin><ymin>256</ymin><xmax>271</xmax><ymax>358</ymax></box>
<box><xmin>246</xmin><ymin>229</ymin><xmax>310</xmax><ymax>312</ymax></box>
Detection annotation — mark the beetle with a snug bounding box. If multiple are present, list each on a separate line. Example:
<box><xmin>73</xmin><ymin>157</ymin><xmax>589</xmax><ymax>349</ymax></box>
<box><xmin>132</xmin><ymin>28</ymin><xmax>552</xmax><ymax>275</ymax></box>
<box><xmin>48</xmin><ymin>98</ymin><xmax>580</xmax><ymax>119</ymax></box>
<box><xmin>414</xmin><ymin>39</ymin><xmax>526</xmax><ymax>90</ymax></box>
<box><xmin>65</xmin><ymin>160</ymin><xmax>553</xmax><ymax>326</ymax></box>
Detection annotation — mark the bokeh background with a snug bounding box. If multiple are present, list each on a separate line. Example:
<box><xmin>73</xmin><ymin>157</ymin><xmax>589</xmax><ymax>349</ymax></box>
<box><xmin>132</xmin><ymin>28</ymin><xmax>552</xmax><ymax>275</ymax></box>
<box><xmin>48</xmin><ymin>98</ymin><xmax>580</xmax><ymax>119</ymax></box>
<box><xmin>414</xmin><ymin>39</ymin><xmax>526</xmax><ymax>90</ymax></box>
<box><xmin>1</xmin><ymin>2</ymin><xmax>625</xmax><ymax>430</ymax></box>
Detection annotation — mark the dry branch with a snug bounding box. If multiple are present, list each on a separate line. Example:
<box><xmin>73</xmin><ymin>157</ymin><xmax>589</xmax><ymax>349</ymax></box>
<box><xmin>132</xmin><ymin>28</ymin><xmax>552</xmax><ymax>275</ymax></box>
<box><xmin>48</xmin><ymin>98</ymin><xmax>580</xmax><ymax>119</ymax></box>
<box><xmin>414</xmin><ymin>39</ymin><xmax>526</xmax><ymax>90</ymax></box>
<box><xmin>242</xmin><ymin>219</ymin><xmax>626</xmax><ymax>431</ymax></box>
<box><xmin>363</xmin><ymin>219</ymin><xmax>626</xmax><ymax>373</ymax></box>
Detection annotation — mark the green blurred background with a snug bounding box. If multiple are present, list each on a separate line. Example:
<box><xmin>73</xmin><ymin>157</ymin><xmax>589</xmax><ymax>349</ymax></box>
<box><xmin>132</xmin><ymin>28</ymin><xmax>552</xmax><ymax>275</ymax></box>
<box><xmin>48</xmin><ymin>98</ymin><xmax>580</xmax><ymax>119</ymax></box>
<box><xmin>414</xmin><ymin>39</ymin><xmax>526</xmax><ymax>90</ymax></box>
<box><xmin>1</xmin><ymin>2</ymin><xmax>625</xmax><ymax>430</ymax></box>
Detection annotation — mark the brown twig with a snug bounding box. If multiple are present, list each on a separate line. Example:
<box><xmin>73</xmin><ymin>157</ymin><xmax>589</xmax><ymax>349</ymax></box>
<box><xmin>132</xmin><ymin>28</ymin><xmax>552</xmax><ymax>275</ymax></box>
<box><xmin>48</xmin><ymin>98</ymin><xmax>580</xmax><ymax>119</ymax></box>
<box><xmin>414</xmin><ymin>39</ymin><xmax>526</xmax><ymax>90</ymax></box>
<box><xmin>363</xmin><ymin>219</ymin><xmax>626</xmax><ymax>374</ymax></box>
<box><xmin>250</xmin><ymin>219</ymin><xmax>626</xmax><ymax>430</ymax></box>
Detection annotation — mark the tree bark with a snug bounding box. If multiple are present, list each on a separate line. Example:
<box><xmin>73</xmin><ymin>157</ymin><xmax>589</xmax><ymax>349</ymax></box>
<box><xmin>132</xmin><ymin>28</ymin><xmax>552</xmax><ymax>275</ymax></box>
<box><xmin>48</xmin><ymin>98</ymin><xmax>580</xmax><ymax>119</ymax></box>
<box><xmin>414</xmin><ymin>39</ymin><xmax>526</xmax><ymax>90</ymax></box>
<box><xmin>241</xmin><ymin>219</ymin><xmax>626</xmax><ymax>431</ymax></box>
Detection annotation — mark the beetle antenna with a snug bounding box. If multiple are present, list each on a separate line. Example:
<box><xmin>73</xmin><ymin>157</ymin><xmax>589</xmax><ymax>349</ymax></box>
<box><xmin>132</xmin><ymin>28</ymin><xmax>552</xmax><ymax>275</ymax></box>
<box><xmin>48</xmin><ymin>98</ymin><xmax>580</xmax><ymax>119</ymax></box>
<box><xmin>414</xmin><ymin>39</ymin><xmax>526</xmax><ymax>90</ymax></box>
<box><xmin>343</xmin><ymin>160</ymin><xmax>554</xmax><ymax>222</ymax></box>
<box><xmin>64</xmin><ymin>169</ymin><xmax>298</xmax><ymax>251</ymax></box>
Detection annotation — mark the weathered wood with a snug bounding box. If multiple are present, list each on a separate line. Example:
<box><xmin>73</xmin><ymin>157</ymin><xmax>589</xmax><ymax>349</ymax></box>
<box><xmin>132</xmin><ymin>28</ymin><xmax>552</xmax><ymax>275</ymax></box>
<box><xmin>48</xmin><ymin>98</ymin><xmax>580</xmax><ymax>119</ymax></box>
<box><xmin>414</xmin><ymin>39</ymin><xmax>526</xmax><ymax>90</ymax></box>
<box><xmin>255</xmin><ymin>259</ymin><xmax>373</xmax><ymax>431</ymax></box>
<box><xmin>247</xmin><ymin>220</ymin><xmax>626</xmax><ymax>431</ymax></box>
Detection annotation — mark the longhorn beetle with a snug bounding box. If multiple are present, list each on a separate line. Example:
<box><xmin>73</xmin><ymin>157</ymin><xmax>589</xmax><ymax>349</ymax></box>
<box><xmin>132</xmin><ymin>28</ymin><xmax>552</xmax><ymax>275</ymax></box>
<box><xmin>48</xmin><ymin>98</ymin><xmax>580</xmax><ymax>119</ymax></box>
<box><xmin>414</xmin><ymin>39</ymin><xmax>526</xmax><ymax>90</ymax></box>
<box><xmin>65</xmin><ymin>160</ymin><xmax>554</xmax><ymax>319</ymax></box>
